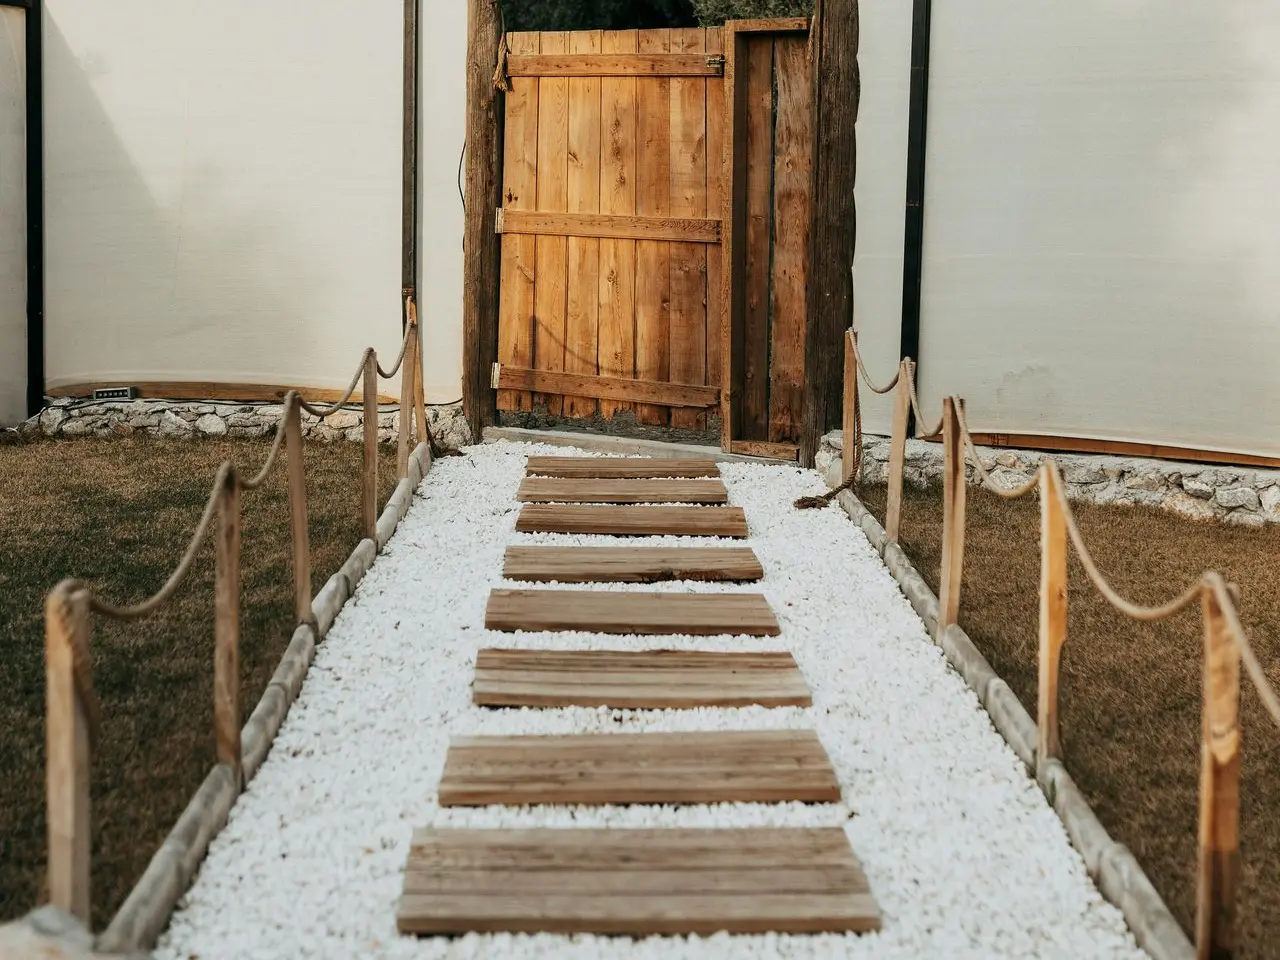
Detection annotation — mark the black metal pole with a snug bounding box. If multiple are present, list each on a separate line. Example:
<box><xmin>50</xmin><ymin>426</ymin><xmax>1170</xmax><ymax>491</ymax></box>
<box><xmin>12</xmin><ymin>0</ymin><xmax>44</xmax><ymax>417</ymax></box>
<box><xmin>899</xmin><ymin>0</ymin><xmax>931</xmax><ymax>437</ymax></box>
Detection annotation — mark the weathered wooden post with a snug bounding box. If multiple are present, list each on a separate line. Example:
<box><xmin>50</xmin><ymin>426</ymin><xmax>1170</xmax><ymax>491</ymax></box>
<box><xmin>937</xmin><ymin>397</ymin><xmax>966</xmax><ymax>639</ymax></box>
<box><xmin>45</xmin><ymin>582</ymin><xmax>92</xmax><ymax>923</ymax></box>
<box><xmin>884</xmin><ymin>359</ymin><xmax>912</xmax><ymax>541</ymax></box>
<box><xmin>284</xmin><ymin>394</ymin><xmax>312</xmax><ymax>626</ymax></box>
<box><xmin>213</xmin><ymin>466</ymin><xmax>241</xmax><ymax>780</ymax></box>
<box><xmin>1037</xmin><ymin>461</ymin><xmax>1068</xmax><ymax>777</ymax></box>
<box><xmin>397</xmin><ymin>312</ymin><xmax>415</xmax><ymax>481</ymax></box>
<box><xmin>409</xmin><ymin>299</ymin><xmax>430</xmax><ymax>453</ymax></box>
<box><xmin>1196</xmin><ymin>573</ymin><xmax>1241</xmax><ymax>960</ymax></box>
<box><xmin>363</xmin><ymin>351</ymin><xmax>379</xmax><ymax>544</ymax></box>
<box><xmin>842</xmin><ymin>329</ymin><xmax>858</xmax><ymax>483</ymax></box>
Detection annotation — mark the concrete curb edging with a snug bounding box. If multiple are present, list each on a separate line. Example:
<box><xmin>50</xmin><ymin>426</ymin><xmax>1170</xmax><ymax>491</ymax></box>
<box><xmin>93</xmin><ymin>442</ymin><xmax>433</xmax><ymax>954</ymax></box>
<box><xmin>822</xmin><ymin>461</ymin><xmax>1194</xmax><ymax>960</ymax></box>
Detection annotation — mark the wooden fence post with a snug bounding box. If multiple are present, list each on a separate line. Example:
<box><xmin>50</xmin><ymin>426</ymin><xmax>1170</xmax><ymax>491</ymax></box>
<box><xmin>937</xmin><ymin>397</ymin><xmax>966</xmax><ymax>639</ymax></box>
<box><xmin>214</xmin><ymin>467</ymin><xmax>241</xmax><ymax>778</ymax></box>
<box><xmin>363</xmin><ymin>352</ymin><xmax>379</xmax><ymax>543</ymax></box>
<box><xmin>884</xmin><ymin>359</ymin><xmax>911</xmax><ymax>541</ymax></box>
<box><xmin>45</xmin><ymin>583</ymin><xmax>92</xmax><ymax>924</ymax></box>
<box><xmin>842</xmin><ymin>329</ymin><xmax>858</xmax><ymax>483</ymax></box>
<box><xmin>1037</xmin><ymin>461</ymin><xmax>1068</xmax><ymax>775</ymax></box>
<box><xmin>285</xmin><ymin>395</ymin><xmax>312</xmax><ymax>626</ymax></box>
<box><xmin>410</xmin><ymin>300</ymin><xmax>430</xmax><ymax>452</ymax></box>
<box><xmin>397</xmin><ymin>323</ymin><xmax>415</xmax><ymax>480</ymax></box>
<box><xmin>1196</xmin><ymin>575</ymin><xmax>1241</xmax><ymax>960</ymax></box>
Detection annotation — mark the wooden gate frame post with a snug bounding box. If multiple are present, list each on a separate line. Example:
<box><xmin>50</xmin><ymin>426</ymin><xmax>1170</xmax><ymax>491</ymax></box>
<box><xmin>363</xmin><ymin>353</ymin><xmax>379</xmax><ymax>544</ymax></box>
<box><xmin>1037</xmin><ymin>460</ymin><xmax>1068</xmax><ymax>776</ymax></box>
<box><xmin>213</xmin><ymin>467</ymin><xmax>242</xmax><ymax>781</ymax></box>
<box><xmin>1196</xmin><ymin>574</ymin><xmax>1241</xmax><ymax>960</ymax></box>
<box><xmin>884</xmin><ymin>359</ymin><xmax>911</xmax><ymax>542</ymax></box>
<box><xmin>284</xmin><ymin>395</ymin><xmax>312</xmax><ymax>627</ymax></box>
<box><xmin>462</xmin><ymin>0</ymin><xmax>505</xmax><ymax>443</ymax></box>
<box><xmin>937</xmin><ymin>396</ymin><xmax>966</xmax><ymax>639</ymax></box>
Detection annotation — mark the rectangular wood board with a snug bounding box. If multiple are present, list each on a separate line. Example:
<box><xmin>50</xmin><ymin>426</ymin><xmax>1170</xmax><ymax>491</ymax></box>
<box><xmin>437</xmin><ymin>729</ymin><xmax>839</xmax><ymax>806</ymax></box>
<box><xmin>397</xmin><ymin>826</ymin><xmax>881</xmax><ymax>935</ymax></box>
<box><xmin>473</xmin><ymin>649</ymin><xmax>810</xmax><ymax>708</ymax></box>
<box><xmin>502</xmin><ymin>545</ymin><xmax>763</xmax><ymax>582</ymax></box>
<box><xmin>525</xmin><ymin>456</ymin><xmax>720</xmax><ymax>478</ymax></box>
<box><xmin>514</xmin><ymin>505</ymin><xmax>748</xmax><ymax>537</ymax></box>
<box><xmin>485</xmin><ymin>588</ymin><xmax>779</xmax><ymax>636</ymax></box>
<box><xmin>515</xmin><ymin>478</ymin><xmax>728</xmax><ymax>504</ymax></box>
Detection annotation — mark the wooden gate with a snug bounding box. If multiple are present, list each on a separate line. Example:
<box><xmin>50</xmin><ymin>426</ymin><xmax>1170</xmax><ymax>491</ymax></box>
<box><xmin>492</xmin><ymin>20</ymin><xmax>812</xmax><ymax>455</ymax></box>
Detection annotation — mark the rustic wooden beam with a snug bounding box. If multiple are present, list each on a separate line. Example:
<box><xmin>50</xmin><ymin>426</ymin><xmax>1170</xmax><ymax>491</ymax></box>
<box><xmin>799</xmin><ymin>0</ymin><xmax>859</xmax><ymax>467</ymax></box>
<box><xmin>936</xmin><ymin>397</ymin><xmax>966</xmax><ymax>641</ymax></box>
<box><xmin>213</xmin><ymin>468</ymin><xmax>242</xmax><ymax>778</ymax></box>
<box><xmin>728</xmin><ymin>18</ymin><xmax>811</xmax><ymax>34</ymax></box>
<box><xmin>493</xmin><ymin>366</ymin><xmax>719</xmax><ymax>410</ymax></box>
<box><xmin>363</xmin><ymin>353</ymin><xmax>379</xmax><ymax>544</ymax></box>
<box><xmin>462</xmin><ymin>0</ymin><xmax>504</xmax><ymax>441</ymax></box>
<box><xmin>506</xmin><ymin>53</ymin><xmax>724</xmax><ymax>77</ymax></box>
<box><xmin>284</xmin><ymin>396</ymin><xmax>312</xmax><ymax>627</ymax></box>
<box><xmin>1036</xmin><ymin>462</ymin><xmax>1067</xmax><ymax>772</ymax></box>
<box><xmin>498</xmin><ymin>210</ymin><xmax>721</xmax><ymax>244</ymax></box>
<box><xmin>728</xmin><ymin>440</ymin><xmax>799</xmax><ymax>461</ymax></box>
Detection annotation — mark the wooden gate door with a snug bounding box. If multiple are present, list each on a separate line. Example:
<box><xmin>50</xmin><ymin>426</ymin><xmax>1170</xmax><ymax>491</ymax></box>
<box><xmin>493</xmin><ymin>27</ymin><xmax>726</xmax><ymax>431</ymax></box>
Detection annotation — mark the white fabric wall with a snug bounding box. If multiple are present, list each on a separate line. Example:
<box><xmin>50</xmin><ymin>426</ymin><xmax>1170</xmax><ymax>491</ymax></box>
<box><xmin>0</xmin><ymin>7</ymin><xmax>24</xmax><ymax>425</ymax></box>
<box><xmin>851</xmin><ymin>0</ymin><xmax>914</xmax><ymax>436</ymax></box>
<box><xmin>43</xmin><ymin>1</ymin><xmax>406</xmax><ymax>397</ymax></box>
<box><xmin>916</xmin><ymin>1</ymin><xmax>1280</xmax><ymax>457</ymax></box>
<box><xmin>417</xmin><ymin>1</ymin><xmax>466</xmax><ymax>403</ymax></box>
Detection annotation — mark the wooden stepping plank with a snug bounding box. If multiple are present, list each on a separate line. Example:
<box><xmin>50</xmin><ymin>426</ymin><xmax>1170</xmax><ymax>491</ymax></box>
<box><xmin>485</xmin><ymin>589</ymin><xmax>780</xmax><ymax>636</ymax></box>
<box><xmin>397</xmin><ymin>827</ymin><xmax>881</xmax><ymax>935</ymax></box>
<box><xmin>502</xmin><ymin>546</ymin><xmax>764</xmax><ymax>583</ymax></box>
<box><xmin>515</xmin><ymin>504</ymin><xmax>748</xmax><ymax>537</ymax></box>
<box><xmin>473</xmin><ymin>649</ymin><xmax>811</xmax><ymax>708</ymax></box>
<box><xmin>437</xmin><ymin>730</ymin><xmax>841</xmax><ymax>806</ymax></box>
<box><xmin>516</xmin><ymin>477</ymin><xmax>729</xmax><ymax>504</ymax></box>
<box><xmin>526</xmin><ymin>455</ymin><xmax>720</xmax><ymax>479</ymax></box>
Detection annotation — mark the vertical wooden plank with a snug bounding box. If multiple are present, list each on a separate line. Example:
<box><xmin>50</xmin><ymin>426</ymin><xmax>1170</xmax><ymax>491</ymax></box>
<box><xmin>598</xmin><ymin>30</ymin><xmax>638</xmax><ymax>420</ymax></box>
<box><xmin>635</xmin><ymin>30</ymin><xmax>672</xmax><ymax>426</ymax></box>
<box><xmin>564</xmin><ymin>30</ymin><xmax>603</xmax><ymax>420</ymax></box>
<box><xmin>285</xmin><ymin>395</ymin><xmax>312</xmax><ymax>626</ymax></box>
<box><xmin>740</xmin><ymin>36</ymin><xmax>774</xmax><ymax>441</ymax></box>
<box><xmin>705</xmin><ymin>27</ymin><xmax>725</xmax><ymax>407</ymax></box>
<box><xmin>720</xmin><ymin>25</ymin><xmax>749</xmax><ymax>451</ymax></box>
<box><xmin>363</xmin><ymin>353</ymin><xmax>379</xmax><ymax>543</ymax></box>
<box><xmin>937</xmin><ymin>397</ymin><xmax>967</xmax><ymax>642</ymax></box>
<box><xmin>842</xmin><ymin>330</ymin><xmax>857</xmax><ymax>482</ymax></box>
<box><xmin>884</xmin><ymin>360</ymin><xmax>910</xmax><ymax>542</ymax></box>
<box><xmin>534</xmin><ymin>31</ymin><xmax>570</xmax><ymax>416</ymax></box>
<box><xmin>1036</xmin><ymin>462</ymin><xmax>1067</xmax><ymax>772</ymax></box>
<box><xmin>45</xmin><ymin>585</ymin><xmax>91</xmax><ymax>924</ymax></box>
<box><xmin>214</xmin><ymin>468</ymin><xmax>242</xmax><ymax>775</ymax></box>
<box><xmin>1196</xmin><ymin>576</ymin><xmax>1241</xmax><ymax>960</ymax></box>
<box><xmin>497</xmin><ymin>31</ymin><xmax>540</xmax><ymax>411</ymax></box>
<box><xmin>669</xmin><ymin>27</ymin><xmax>708</xmax><ymax>431</ymax></box>
<box><xmin>767</xmin><ymin>36</ymin><xmax>813</xmax><ymax>443</ymax></box>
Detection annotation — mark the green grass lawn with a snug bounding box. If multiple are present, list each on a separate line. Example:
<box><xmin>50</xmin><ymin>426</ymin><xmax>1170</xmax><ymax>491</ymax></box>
<box><xmin>858</xmin><ymin>481</ymin><xmax>1280</xmax><ymax>956</ymax></box>
<box><xmin>0</xmin><ymin>436</ymin><xmax>396</xmax><ymax>928</ymax></box>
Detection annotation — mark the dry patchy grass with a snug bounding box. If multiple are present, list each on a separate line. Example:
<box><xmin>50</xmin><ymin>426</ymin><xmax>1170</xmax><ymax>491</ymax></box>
<box><xmin>859</xmin><ymin>481</ymin><xmax>1280</xmax><ymax>956</ymax></box>
<box><xmin>0</xmin><ymin>436</ymin><xmax>397</xmax><ymax>927</ymax></box>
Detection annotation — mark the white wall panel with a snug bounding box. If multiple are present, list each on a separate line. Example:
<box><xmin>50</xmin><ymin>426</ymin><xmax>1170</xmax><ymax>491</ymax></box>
<box><xmin>43</xmin><ymin>1</ymin><xmax>405</xmax><ymax>396</ymax></box>
<box><xmin>851</xmin><ymin>0</ymin><xmax>913</xmax><ymax>435</ymax></box>
<box><xmin>918</xmin><ymin>1</ymin><xmax>1280</xmax><ymax>457</ymax></box>
<box><xmin>0</xmin><ymin>7</ymin><xmax>24</xmax><ymax>424</ymax></box>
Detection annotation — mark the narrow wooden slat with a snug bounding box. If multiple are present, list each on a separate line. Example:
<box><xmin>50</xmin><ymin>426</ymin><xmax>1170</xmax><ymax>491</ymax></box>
<box><xmin>398</xmin><ymin>826</ymin><xmax>879</xmax><ymax>935</ymax></box>
<box><xmin>767</xmin><ymin>36</ymin><xmax>813</xmax><ymax>443</ymax></box>
<box><xmin>669</xmin><ymin>27</ymin><xmax>708</xmax><ymax>431</ymax></box>
<box><xmin>534</xmin><ymin>31</ymin><xmax>570</xmax><ymax>415</ymax></box>
<box><xmin>507</xmin><ymin>53</ymin><xmax>724</xmax><ymax>78</ymax></box>
<box><xmin>564</xmin><ymin>30</ymin><xmax>604</xmax><ymax>420</ymax></box>
<box><xmin>514</xmin><ymin>504</ymin><xmax>747</xmax><ymax>537</ymax></box>
<box><xmin>484</xmin><ymin>588</ymin><xmax>778</xmax><ymax>635</ymax></box>
<box><xmin>740</xmin><ymin>36</ymin><xmax>774</xmax><ymax>440</ymax></box>
<box><xmin>705</xmin><ymin>27</ymin><xmax>725</xmax><ymax>399</ymax></box>
<box><xmin>525</xmin><ymin>456</ymin><xmax>719</xmax><ymax>478</ymax></box>
<box><xmin>598</xmin><ymin>29</ymin><xmax>638</xmax><ymax>419</ymax></box>
<box><xmin>502</xmin><ymin>545</ymin><xmax>762</xmax><ymax>582</ymax></box>
<box><xmin>497</xmin><ymin>32</ymin><xmax>541</xmax><ymax>412</ymax></box>
<box><xmin>729</xmin><ymin>439</ymin><xmax>799</xmax><ymax>461</ymax></box>
<box><xmin>501</xmin><ymin>211</ymin><xmax>720</xmax><ymax>243</ymax></box>
<box><xmin>720</xmin><ymin>23</ymin><xmax>748</xmax><ymax>450</ymax></box>
<box><xmin>495</xmin><ymin>367</ymin><xmax>718</xmax><ymax>408</ymax></box>
<box><xmin>634</xmin><ymin>30</ymin><xmax>672</xmax><ymax>426</ymax></box>
<box><xmin>515</xmin><ymin>478</ymin><xmax>728</xmax><ymax>504</ymax></box>
<box><xmin>473</xmin><ymin>649</ymin><xmax>808</xmax><ymax>707</ymax></box>
<box><xmin>438</xmin><ymin>730</ymin><xmax>836</xmax><ymax>805</ymax></box>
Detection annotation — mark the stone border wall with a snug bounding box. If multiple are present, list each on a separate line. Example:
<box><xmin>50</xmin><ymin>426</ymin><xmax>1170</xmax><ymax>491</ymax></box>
<box><xmin>17</xmin><ymin>398</ymin><xmax>472</xmax><ymax>452</ymax></box>
<box><xmin>817</xmin><ymin>431</ymin><xmax>1280</xmax><ymax>527</ymax></box>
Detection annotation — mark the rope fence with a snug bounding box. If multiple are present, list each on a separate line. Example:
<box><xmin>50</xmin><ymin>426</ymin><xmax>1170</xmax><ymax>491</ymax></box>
<box><xmin>834</xmin><ymin>327</ymin><xmax>1279</xmax><ymax>960</ymax></box>
<box><xmin>43</xmin><ymin>298</ymin><xmax>432</xmax><ymax>940</ymax></box>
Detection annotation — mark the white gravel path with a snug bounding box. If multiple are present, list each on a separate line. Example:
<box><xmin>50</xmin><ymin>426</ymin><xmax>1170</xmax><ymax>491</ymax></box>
<box><xmin>154</xmin><ymin>440</ymin><xmax>1146</xmax><ymax>960</ymax></box>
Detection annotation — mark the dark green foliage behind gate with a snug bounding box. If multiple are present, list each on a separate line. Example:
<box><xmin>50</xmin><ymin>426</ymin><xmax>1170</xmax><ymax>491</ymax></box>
<box><xmin>499</xmin><ymin>0</ymin><xmax>813</xmax><ymax>31</ymax></box>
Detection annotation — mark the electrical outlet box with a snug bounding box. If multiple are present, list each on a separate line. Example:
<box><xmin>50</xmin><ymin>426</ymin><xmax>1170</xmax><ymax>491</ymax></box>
<box><xmin>92</xmin><ymin>387</ymin><xmax>138</xmax><ymax>401</ymax></box>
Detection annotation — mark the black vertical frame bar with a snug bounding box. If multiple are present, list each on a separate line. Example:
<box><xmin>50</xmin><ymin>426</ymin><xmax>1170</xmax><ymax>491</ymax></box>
<box><xmin>900</xmin><ymin>0</ymin><xmax>931</xmax><ymax>433</ymax></box>
<box><xmin>401</xmin><ymin>0</ymin><xmax>420</xmax><ymax>318</ymax></box>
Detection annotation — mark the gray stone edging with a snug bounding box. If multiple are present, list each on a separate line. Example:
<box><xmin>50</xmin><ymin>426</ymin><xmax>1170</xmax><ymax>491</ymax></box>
<box><xmin>818</xmin><ymin>430</ymin><xmax>1280</xmax><ymax>527</ymax></box>
<box><xmin>821</xmin><ymin>457</ymin><xmax>1194</xmax><ymax>960</ymax></box>
<box><xmin>18</xmin><ymin>398</ymin><xmax>472</xmax><ymax>453</ymax></box>
<box><xmin>92</xmin><ymin>441</ymin><xmax>433</xmax><ymax>954</ymax></box>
